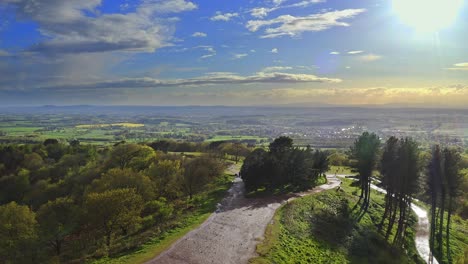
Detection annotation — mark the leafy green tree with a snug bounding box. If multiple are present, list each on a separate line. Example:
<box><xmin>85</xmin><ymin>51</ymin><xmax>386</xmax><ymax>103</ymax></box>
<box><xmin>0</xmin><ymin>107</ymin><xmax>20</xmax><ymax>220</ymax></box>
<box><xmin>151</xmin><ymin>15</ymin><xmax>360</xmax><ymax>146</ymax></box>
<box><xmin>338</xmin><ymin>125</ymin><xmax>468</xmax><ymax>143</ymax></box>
<box><xmin>220</xmin><ymin>142</ymin><xmax>251</xmax><ymax>163</ymax></box>
<box><xmin>313</xmin><ymin>149</ymin><xmax>329</xmax><ymax>178</ymax></box>
<box><xmin>22</xmin><ymin>152</ymin><xmax>44</xmax><ymax>171</ymax></box>
<box><xmin>0</xmin><ymin>169</ymin><xmax>30</xmax><ymax>204</ymax></box>
<box><xmin>241</xmin><ymin>148</ymin><xmax>270</xmax><ymax>192</ymax></box>
<box><xmin>108</xmin><ymin>144</ymin><xmax>156</xmax><ymax>171</ymax></box>
<box><xmin>182</xmin><ymin>156</ymin><xmax>224</xmax><ymax>199</ymax></box>
<box><xmin>88</xmin><ymin>168</ymin><xmax>155</xmax><ymax>201</ymax></box>
<box><xmin>0</xmin><ymin>202</ymin><xmax>38</xmax><ymax>262</ymax></box>
<box><xmin>85</xmin><ymin>188</ymin><xmax>144</xmax><ymax>247</ymax></box>
<box><xmin>36</xmin><ymin>197</ymin><xmax>79</xmax><ymax>256</ymax></box>
<box><xmin>350</xmin><ymin>132</ymin><xmax>380</xmax><ymax>210</ymax></box>
<box><xmin>269</xmin><ymin>136</ymin><xmax>293</xmax><ymax>158</ymax></box>
<box><xmin>146</xmin><ymin>160</ymin><xmax>183</xmax><ymax>199</ymax></box>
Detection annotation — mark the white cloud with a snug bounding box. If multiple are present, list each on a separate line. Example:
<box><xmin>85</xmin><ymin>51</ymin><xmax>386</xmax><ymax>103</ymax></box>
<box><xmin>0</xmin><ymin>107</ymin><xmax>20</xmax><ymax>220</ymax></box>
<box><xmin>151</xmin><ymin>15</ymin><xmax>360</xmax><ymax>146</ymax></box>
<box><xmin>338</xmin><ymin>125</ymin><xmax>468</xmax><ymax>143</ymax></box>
<box><xmin>246</xmin><ymin>9</ymin><xmax>366</xmax><ymax>38</ymax></box>
<box><xmin>445</xmin><ymin>62</ymin><xmax>468</xmax><ymax>71</ymax></box>
<box><xmin>211</xmin><ymin>12</ymin><xmax>239</xmax><ymax>21</ymax></box>
<box><xmin>260</xmin><ymin>66</ymin><xmax>293</xmax><ymax>73</ymax></box>
<box><xmin>347</xmin><ymin>50</ymin><xmax>364</xmax><ymax>54</ymax></box>
<box><xmin>330</xmin><ymin>51</ymin><xmax>340</xmax><ymax>55</ymax></box>
<box><xmin>250</xmin><ymin>7</ymin><xmax>277</xmax><ymax>18</ymax></box>
<box><xmin>358</xmin><ymin>54</ymin><xmax>382</xmax><ymax>62</ymax></box>
<box><xmin>192</xmin><ymin>32</ymin><xmax>207</xmax><ymax>37</ymax></box>
<box><xmin>250</xmin><ymin>49</ymin><xmax>256</xmax><ymax>53</ymax></box>
<box><xmin>24</xmin><ymin>72</ymin><xmax>341</xmax><ymax>91</ymax></box>
<box><xmin>3</xmin><ymin>0</ymin><xmax>197</xmax><ymax>54</ymax></box>
<box><xmin>198</xmin><ymin>46</ymin><xmax>217</xmax><ymax>59</ymax></box>
<box><xmin>271</xmin><ymin>48</ymin><xmax>279</xmax><ymax>53</ymax></box>
<box><xmin>233</xmin><ymin>53</ymin><xmax>248</xmax><ymax>59</ymax></box>
<box><xmin>250</xmin><ymin>0</ymin><xmax>325</xmax><ymax>18</ymax></box>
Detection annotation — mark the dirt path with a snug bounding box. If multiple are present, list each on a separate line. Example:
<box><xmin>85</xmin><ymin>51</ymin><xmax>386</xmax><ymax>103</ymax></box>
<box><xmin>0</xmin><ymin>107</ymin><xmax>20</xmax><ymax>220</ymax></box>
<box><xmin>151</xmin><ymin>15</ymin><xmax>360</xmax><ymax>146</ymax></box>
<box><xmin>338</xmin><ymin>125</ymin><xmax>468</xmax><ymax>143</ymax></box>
<box><xmin>331</xmin><ymin>174</ymin><xmax>438</xmax><ymax>264</ymax></box>
<box><xmin>146</xmin><ymin>172</ymin><xmax>340</xmax><ymax>264</ymax></box>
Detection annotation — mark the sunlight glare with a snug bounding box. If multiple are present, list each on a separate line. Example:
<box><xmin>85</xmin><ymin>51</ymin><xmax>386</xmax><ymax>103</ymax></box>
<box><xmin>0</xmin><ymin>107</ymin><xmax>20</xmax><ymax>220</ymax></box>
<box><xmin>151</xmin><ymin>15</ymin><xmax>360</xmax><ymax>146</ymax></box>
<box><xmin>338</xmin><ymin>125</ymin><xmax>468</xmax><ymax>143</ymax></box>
<box><xmin>392</xmin><ymin>0</ymin><xmax>463</xmax><ymax>32</ymax></box>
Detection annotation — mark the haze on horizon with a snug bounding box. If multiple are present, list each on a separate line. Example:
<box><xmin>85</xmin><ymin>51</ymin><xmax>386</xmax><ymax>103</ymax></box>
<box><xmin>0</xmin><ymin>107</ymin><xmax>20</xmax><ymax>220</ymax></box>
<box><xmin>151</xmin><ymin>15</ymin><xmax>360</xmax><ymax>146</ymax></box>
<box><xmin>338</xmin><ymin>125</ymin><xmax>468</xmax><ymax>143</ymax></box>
<box><xmin>0</xmin><ymin>0</ymin><xmax>467</xmax><ymax>108</ymax></box>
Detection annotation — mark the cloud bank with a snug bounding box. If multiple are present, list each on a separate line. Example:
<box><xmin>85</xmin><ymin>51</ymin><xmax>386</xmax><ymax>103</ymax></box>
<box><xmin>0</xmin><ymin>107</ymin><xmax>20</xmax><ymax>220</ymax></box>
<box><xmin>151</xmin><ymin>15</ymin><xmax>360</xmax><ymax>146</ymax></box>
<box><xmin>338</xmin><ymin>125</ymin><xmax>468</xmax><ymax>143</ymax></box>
<box><xmin>3</xmin><ymin>0</ymin><xmax>197</xmax><ymax>54</ymax></box>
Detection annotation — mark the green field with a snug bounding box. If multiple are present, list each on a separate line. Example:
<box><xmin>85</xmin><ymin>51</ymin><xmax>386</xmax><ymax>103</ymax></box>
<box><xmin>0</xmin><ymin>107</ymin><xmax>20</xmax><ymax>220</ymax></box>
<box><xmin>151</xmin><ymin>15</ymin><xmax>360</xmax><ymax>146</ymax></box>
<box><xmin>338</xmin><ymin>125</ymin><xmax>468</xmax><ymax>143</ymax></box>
<box><xmin>205</xmin><ymin>135</ymin><xmax>268</xmax><ymax>142</ymax></box>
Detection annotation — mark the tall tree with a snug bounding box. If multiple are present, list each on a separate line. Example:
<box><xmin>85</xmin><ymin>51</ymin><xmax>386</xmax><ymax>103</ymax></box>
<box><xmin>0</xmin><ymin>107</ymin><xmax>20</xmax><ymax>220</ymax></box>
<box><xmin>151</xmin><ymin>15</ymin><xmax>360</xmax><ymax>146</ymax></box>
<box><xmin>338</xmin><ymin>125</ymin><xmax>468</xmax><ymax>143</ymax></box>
<box><xmin>427</xmin><ymin>145</ymin><xmax>443</xmax><ymax>263</ymax></box>
<box><xmin>443</xmin><ymin>147</ymin><xmax>461</xmax><ymax>263</ymax></box>
<box><xmin>379</xmin><ymin>136</ymin><xmax>399</xmax><ymax>233</ymax></box>
<box><xmin>350</xmin><ymin>132</ymin><xmax>380</xmax><ymax>210</ymax></box>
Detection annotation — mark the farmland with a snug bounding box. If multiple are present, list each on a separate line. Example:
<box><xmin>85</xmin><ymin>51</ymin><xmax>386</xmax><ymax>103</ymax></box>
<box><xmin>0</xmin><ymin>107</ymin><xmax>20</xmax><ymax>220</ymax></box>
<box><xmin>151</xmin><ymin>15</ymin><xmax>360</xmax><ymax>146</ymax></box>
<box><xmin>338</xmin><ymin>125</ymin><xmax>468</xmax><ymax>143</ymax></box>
<box><xmin>0</xmin><ymin>106</ymin><xmax>467</xmax><ymax>149</ymax></box>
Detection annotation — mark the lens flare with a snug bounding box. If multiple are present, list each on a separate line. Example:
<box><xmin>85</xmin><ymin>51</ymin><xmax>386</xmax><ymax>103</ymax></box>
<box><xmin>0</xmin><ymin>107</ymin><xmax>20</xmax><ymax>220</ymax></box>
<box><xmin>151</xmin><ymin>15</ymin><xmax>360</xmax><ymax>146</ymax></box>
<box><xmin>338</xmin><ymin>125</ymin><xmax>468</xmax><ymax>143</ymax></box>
<box><xmin>392</xmin><ymin>0</ymin><xmax>463</xmax><ymax>32</ymax></box>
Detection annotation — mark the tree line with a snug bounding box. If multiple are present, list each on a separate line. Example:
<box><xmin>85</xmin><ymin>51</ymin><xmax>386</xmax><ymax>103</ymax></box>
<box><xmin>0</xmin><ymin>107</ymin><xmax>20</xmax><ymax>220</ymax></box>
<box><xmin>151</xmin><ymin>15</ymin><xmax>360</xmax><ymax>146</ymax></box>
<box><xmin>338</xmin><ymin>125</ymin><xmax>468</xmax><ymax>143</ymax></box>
<box><xmin>0</xmin><ymin>139</ymin><xmax>240</xmax><ymax>263</ymax></box>
<box><xmin>240</xmin><ymin>136</ymin><xmax>329</xmax><ymax>192</ymax></box>
<box><xmin>349</xmin><ymin>132</ymin><xmax>465</xmax><ymax>263</ymax></box>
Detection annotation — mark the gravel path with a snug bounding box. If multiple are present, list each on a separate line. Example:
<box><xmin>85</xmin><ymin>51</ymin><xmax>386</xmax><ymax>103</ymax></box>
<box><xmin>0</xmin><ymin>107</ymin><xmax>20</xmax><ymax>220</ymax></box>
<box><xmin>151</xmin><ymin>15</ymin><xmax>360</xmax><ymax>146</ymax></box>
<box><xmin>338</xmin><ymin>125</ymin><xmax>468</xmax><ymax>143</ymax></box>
<box><xmin>147</xmin><ymin>172</ymin><xmax>340</xmax><ymax>264</ymax></box>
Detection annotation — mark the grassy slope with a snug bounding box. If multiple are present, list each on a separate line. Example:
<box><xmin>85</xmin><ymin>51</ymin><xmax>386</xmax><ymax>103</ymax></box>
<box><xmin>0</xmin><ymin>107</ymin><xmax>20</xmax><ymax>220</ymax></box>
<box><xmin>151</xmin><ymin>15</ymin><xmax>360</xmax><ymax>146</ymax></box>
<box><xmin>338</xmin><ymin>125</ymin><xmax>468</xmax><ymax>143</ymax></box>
<box><xmin>432</xmin><ymin>214</ymin><xmax>468</xmax><ymax>264</ymax></box>
<box><xmin>91</xmin><ymin>173</ymin><xmax>235</xmax><ymax>264</ymax></box>
<box><xmin>251</xmin><ymin>178</ymin><xmax>423</xmax><ymax>264</ymax></box>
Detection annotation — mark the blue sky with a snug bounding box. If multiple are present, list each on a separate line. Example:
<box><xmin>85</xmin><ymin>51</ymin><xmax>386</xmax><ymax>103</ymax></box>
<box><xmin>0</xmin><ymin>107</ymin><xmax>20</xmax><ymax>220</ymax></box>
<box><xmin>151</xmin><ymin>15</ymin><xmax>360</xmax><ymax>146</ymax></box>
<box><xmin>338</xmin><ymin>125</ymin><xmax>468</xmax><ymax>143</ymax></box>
<box><xmin>0</xmin><ymin>0</ymin><xmax>467</xmax><ymax>107</ymax></box>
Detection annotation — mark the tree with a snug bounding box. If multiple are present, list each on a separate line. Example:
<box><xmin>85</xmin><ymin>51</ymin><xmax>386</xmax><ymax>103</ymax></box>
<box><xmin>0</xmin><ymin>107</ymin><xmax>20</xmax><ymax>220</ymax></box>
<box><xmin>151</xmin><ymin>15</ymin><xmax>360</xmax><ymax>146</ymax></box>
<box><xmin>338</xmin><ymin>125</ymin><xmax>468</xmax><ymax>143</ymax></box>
<box><xmin>313</xmin><ymin>149</ymin><xmax>329</xmax><ymax>177</ymax></box>
<box><xmin>350</xmin><ymin>132</ymin><xmax>380</xmax><ymax>210</ymax></box>
<box><xmin>22</xmin><ymin>152</ymin><xmax>44</xmax><ymax>171</ymax></box>
<box><xmin>43</xmin><ymin>138</ymin><xmax>59</xmax><ymax>146</ymax></box>
<box><xmin>443</xmin><ymin>147</ymin><xmax>462</xmax><ymax>262</ymax></box>
<box><xmin>85</xmin><ymin>188</ymin><xmax>143</xmax><ymax>247</ymax></box>
<box><xmin>0</xmin><ymin>202</ymin><xmax>38</xmax><ymax>262</ymax></box>
<box><xmin>379</xmin><ymin>136</ymin><xmax>399</xmax><ymax>233</ymax></box>
<box><xmin>269</xmin><ymin>136</ymin><xmax>293</xmax><ymax>157</ymax></box>
<box><xmin>428</xmin><ymin>145</ymin><xmax>443</xmax><ymax>262</ymax></box>
<box><xmin>0</xmin><ymin>168</ymin><xmax>30</xmax><ymax>204</ymax></box>
<box><xmin>220</xmin><ymin>142</ymin><xmax>251</xmax><ymax>163</ymax></box>
<box><xmin>146</xmin><ymin>160</ymin><xmax>184</xmax><ymax>200</ymax></box>
<box><xmin>36</xmin><ymin>197</ymin><xmax>79</xmax><ymax>256</ymax></box>
<box><xmin>88</xmin><ymin>168</ymin><xmax>155</xmax><ymax>201</ymax></box>
<box><xmin>108</xmin><ymin>144</ymin><xmax>156</xmax><ymax>171</ymax></box>
<box><xmin>241</xmin><ymin>148</ymin><xmax>270</xmax><ymax>192</ymax></box>
<box><xmin>393</xmin><ymin>138</ymin><xmax>420</xmax><ymax>246</ymax></box>
<box><xmin>182</xmin><ymin>156</ymin><xmax>224</xmax><ymax>199</ymax></box>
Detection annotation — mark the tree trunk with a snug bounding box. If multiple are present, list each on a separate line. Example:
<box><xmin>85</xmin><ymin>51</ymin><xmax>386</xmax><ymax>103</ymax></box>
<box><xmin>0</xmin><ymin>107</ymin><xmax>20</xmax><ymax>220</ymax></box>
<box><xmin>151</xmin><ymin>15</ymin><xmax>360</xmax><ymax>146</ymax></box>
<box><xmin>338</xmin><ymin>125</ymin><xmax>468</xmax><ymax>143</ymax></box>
<box><xmin>379</xmin><ymin>192</ymin><xmax>392</xmax><ymax>231</ymax></box>
<box><xmin>393</xmin><ymin>197</ymin><xmax>405</xmax><ymax>245</ymax></box>
<box><xmin>385</xmin><ymin>195</ymin><xmax>398</xmax><ymax>240</ymax></box>
<box><xmin>438</xmin><ymin>189</ymin><xmax>445</xmax><ymax>259</ymax></box>
<box><xmin>55</xmin><ymin>239</ymin><xmax>61</xmax><ymax>256</ymax></box>
<box><xmin>106</xmin><ymin>231</ymin><xmax>112</xmax><ymax>247</ymax></box>
<box><xmin>446</xmin><ymin>195</ymin><xmax>452</xmax><ymax>263</ymax></box>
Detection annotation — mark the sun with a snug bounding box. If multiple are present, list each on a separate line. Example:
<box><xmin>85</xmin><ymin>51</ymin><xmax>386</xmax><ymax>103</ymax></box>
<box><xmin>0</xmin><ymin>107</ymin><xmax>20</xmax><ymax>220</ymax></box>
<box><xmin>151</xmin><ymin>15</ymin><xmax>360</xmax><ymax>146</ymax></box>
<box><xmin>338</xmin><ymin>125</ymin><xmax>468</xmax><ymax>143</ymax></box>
<box><xmin>392</xmin><ymin>0</ymin><xmax>463</xmax><ymax>32</ymax></box>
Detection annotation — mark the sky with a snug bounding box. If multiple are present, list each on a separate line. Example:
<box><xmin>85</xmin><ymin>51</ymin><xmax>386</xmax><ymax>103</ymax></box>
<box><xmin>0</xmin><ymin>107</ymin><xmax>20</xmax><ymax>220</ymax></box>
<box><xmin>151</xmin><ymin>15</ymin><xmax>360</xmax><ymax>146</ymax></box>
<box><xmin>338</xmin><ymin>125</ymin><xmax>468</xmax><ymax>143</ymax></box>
<box><xmin>0</xmin><ymin>0</ymin><xmax>467</xmax><ymax>107</ymax></box>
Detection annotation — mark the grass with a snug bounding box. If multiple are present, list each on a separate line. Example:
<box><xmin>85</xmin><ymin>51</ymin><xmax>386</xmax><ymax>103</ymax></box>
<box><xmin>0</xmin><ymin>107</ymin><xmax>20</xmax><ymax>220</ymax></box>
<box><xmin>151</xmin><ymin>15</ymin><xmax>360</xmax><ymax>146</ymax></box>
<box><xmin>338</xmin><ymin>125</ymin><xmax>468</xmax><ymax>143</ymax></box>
<box><xmin>328</xmin><ymin>166</ymin><xmax>356</xmax><ymax>175</ymax></box>
<box><xmin>431</xmin><ymin>214</ymin><xmax>468</xmax><ymax>264</ymax></box>
<box><xmin>91</xmin><ymin>172</ymin><xmax>235</xmax><ymax>264</ymax></box>
<box><xmin>250</xmin><ymin>178</ymin><xmax>423</xmax><ymax>264</ymax></box>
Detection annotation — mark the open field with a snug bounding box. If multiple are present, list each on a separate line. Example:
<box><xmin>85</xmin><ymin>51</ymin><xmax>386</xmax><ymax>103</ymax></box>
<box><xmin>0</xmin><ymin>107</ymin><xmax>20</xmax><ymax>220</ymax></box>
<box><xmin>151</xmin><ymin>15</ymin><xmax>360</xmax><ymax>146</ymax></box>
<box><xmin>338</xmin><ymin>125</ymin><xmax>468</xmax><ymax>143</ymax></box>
<box><xmin>0</xmin><ymin>106</ymin><xmax>467</xmax><ymax>149</ymax></box>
